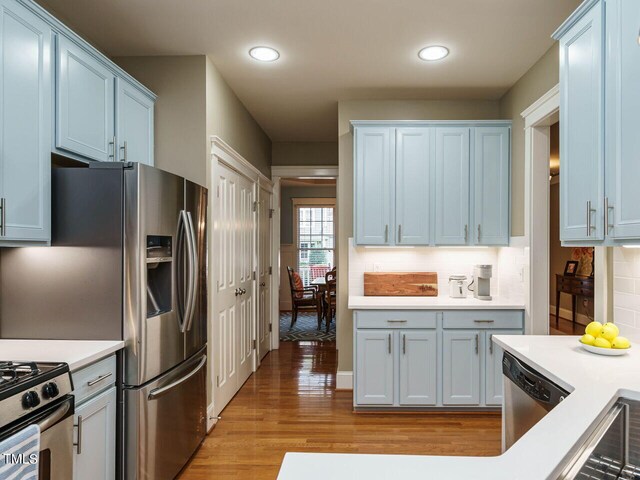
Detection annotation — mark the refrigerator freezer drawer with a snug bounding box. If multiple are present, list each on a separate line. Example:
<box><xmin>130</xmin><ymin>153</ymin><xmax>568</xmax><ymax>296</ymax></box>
<box><xmin>125</xmin><ymin>348</ymin><xmax>207</xmax><ymax>480</ymax></box>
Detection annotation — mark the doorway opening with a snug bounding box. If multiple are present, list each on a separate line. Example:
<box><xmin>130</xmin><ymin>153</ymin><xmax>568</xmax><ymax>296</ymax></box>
<box><xmin>547</xmin><ymin>122</ymin><xmax>595</xmax><ymax>335</ymax></box>
<box><xmin>278</xmin><ymin>177</ymin><xmax>337</xmax><ymax>343</ymax></box>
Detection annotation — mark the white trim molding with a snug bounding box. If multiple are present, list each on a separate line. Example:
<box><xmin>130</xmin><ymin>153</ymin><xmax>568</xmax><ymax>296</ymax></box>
<box><xmin>522</xmin><ymin>84</ymin><xmax>560</xmax><ymax>129</ymax></box>
<box><xmin>336</xmin><ymin>371</ymin><xmax>353</xmax><ymax>390</ymax></box>
<box><xmin>211</xmin><ymin>135</ymin><xmax>271</xmax><ymax>184</ymax></box>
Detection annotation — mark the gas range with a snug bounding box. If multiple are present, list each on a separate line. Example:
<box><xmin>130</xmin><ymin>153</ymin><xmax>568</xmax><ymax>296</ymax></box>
<box><xmin>0</xmin><ymin>361</ymin><xmax>73</xmax><ymax>430</ymax></box>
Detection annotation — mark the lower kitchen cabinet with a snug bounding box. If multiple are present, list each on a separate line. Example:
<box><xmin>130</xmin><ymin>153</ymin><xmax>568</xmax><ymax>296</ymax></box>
<box><xmin>355</xmin><ymin>330</ymin><xmax>394</xmax><ymax>405</ymax></box>
<box><xmin>442</xmin><ymin>330</ymin><xmax>480</xmax><ymax>405</ymax></box>
<box><xmin>399</xmin><ymin>331</ymin><xmax>437</xmax><ymax>405</ymax></box>
<box><xmin>353</xmin><ymin>309</ymin><xmax>523</xmax><ymax>409</ymax></box>
<box><xmin>74</xmin><ymin>386</ymin><xmax>116</xmax><ymax>480</ymax></box>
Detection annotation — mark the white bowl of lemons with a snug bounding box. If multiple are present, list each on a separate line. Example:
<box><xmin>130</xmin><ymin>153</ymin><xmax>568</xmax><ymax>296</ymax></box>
<box><xmin>580</xmin><ymin>321</ymin><xmax>631</xmax><ymax>356</ymax></box>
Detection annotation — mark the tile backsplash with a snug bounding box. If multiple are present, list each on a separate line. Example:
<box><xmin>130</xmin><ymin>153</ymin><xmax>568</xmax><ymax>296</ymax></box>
<box><xmin>613</xmin><ymin>247</ymin><xmax>640</xmax><ymax>333</ymax></box>
<box><xmin>348</xmin><ymin>239</ymin><xmax>526</xmax><ymax>300</ymax></box>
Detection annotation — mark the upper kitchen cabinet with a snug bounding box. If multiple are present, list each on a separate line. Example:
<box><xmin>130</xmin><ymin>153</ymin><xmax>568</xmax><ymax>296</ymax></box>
<box><xmin>353</xmin><ymin>121</ymin><xmax>511</xmax><ymax>247</ymax></box>
<box><xmin>354</xmin><ymin>126</ymin><xmax>393</xmax><ymax>245</ymax></box>
<box><xmin>555</xmin><ymin>0</ymin><xmax>604</xmax><ymax>243</ymax></box>
<box><xmin>434</xmin><ymin>127</ymin><xmax>470</xmax><ymax>245</ymax></box>
<box><xmin>56</xmin><ymin>36</ymin><xmax>116</xmax><ymax>162</ymax></box>
<box><xmin>116</xmin><ymin>79</ymin><xmax>155</xmax><ymax>165</ymax></box>
<box><xmin>0</xmin><ymin>0</ymin><xmax>52</xmax><ymax>245</ymax></box>
<box><xmin>605</xmin><ymin>0</ymin><xmax>640</xmax><ymax>239</ymax></box>
<box><xmin>473</xmin><ymin>127</ymin><xmax>510</xmax><ymax>246</ymax></box>
<box><xmin>395</xmin><ymin>128</ymin><xmax>431</xmax><ymax>245</ymax></box>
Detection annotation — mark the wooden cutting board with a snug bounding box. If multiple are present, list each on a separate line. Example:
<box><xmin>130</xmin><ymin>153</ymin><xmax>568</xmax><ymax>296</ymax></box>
<box><xmin>364</xmin><ymin>272</ymin><xmax>438</xmax><ymax>296</ymax></box>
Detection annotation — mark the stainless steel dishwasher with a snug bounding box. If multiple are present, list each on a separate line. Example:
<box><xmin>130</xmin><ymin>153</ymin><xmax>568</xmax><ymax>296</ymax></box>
<box><xmin>557</xmin><ymin>398</ymin><xmax>640</xmax><ymax>479</ymax></box>
<box><xmin>502</xmin><ymin>351</ymin><xmax>570</xmax><ymax>450</ymax></box>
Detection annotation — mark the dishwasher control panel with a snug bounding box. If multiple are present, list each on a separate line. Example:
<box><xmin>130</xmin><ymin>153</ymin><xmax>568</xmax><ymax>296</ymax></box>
<box><xmin>502</xmin><ymin>352</ymin><xmax>568</xmax><ymax>406</ymax></box>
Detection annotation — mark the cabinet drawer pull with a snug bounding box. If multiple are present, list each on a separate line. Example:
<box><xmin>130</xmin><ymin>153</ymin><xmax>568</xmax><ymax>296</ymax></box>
<box><xmin>74</xmin><ymin>415</ymin><xmax>83</xmax><ymax>454</ymax></box>
<box><xmin>87</xmin><ymin>372</ymin><xmax>113</xmax><ymax>387</ymax></box>
<box><xmin>386</xmin><ymin>319</ymin><xmax>407</xmax><ymax>323</ymax></box>
<box><xmin>473</xmin><ymin>319</ymin><xmax>494</xmax><ymax>323</ymax></box>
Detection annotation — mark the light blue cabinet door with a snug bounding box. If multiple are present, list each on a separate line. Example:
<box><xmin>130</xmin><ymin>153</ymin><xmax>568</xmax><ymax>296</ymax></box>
<box><xmin>559</xmin><ymin>1</ymin><xmax>604</xmax><ymax>242</ymax></box>
<box><xmin>73</xmin><ymin>386</ymin><xmax>116</xmax><ymax>480</ymax></box>
<box><xmin>474</xmin><ymin>127</ymin><xmax>510</xmax><ymax>245</ymax></box>
<box><xmin>605</xmin><ymin>0</ymin><xmax>640</xmax><ymax>239</ymax></box>
<box><xmin>355</xmin><ymin>127</ymin><xmax>393</xmax><ymax>245</ymax></box>
<box><xmin>442</xmin><ymin>330</ymin><xmax>480</xmax><ymax>405</ymax></box>
<box><xmin>484</xmin><ymin>330</ymin><xmax>521</xmax><ymax>406</ymax></box>
<box><xmin>355</xmin><ymin>330</ymin><xmax>394</xmax><ymax>405</ymax></box>
<box><xmin>116</xmin><ymin>79</ymin><xmax>154</xmax><ymax>165</ymax></box>
<box><xmin>395</xmin><ymin>128</ymin><xmax>431</xmax><ymax>245</ymax></box>
<box><xmin>435</xmin><ymin>128</ymin><xmax>470</xmax><ymax>245</ymax></box>
<box><xmin>399</xmin><ymin>330</ymin><xmax>437</xmax><ymax>406</ymax></box>
<box><xmin>0</xmin><ymin>0</ymin><xmax>51</xmax><ymax>244</ymax></box>
<box><xmin>56</xmin><ymin>35</ymin><xmax>115</xmax><ymax>162</ymax></box>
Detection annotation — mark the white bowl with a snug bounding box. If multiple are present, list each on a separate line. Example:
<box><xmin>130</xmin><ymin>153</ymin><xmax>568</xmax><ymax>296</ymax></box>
<box><xmin>580</xmin><ymin>342</ymin><xmax>630</xmax><ymax>356</ymax></box>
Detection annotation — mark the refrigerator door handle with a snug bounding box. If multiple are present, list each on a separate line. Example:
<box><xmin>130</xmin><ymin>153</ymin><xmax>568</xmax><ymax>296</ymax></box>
<box><xmin>177</xmin><ymin>210</ymin><xmax>194</xmax><ymax>333</ymax></box>
<box><xmin>184</xmin><ymin>211</ymin><xmax>198</xmax><ymax>332</ymax></box>
<box><xmin>147</xmin><ymin>354</ymin><xmax>207</xmax><ymax>400</ymax></box>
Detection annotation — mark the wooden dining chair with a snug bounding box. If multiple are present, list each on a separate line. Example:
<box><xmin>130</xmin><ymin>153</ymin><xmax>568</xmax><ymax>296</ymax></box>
<box><xmin>287</xmin><ymin>266</ymin><xmax>322</xmax><ymax>330</ymax></box>
<box><xmin>324</xmin><ymin>268</ymin><xmax>337</xmax><ymax>333</ymax></box>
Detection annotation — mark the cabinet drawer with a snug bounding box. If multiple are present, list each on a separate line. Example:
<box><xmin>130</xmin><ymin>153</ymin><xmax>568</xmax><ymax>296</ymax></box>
<box><xmin>355</xmin><ymin>310</ymin><xmax>437</xmax><ymax>329</ymax></box>
<box><xmin>72</xmin><ymin>355</ymin><xmax>117</xmax><ymax>405</ymax></box>
<box><xmin>442</xmin><ymin>311</ymin><xmax>523</xmax><ymax>330</ymax></box>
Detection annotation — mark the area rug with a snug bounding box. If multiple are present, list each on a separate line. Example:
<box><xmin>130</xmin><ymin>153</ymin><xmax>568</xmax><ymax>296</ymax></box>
<box><xmin>279</xmin><ymin>312</ymin><xmax>336</xmax><ymax>342</ymax></box>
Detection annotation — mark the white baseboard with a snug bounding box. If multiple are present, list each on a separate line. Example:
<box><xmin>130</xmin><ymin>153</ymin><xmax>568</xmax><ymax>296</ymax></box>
<box><xmin>206</xmin><ymin>403</ymin><xmax>219</xmax><ymax>432</ymax></box>
<box><xmin>336</xmin><ymin>371</ymin><xmax>353</xmax><ymax>390</ymax></box>
<box><xmin>550</xmin><ymin>305</ymin><xmax>591</xmax><ymax>326</ymax></box>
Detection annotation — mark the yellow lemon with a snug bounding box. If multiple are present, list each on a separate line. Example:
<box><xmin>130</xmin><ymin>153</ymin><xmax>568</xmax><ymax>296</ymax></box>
<box><xmin>612</xmin><ymin>336</ymin><xmax>631</xmax><ymax>349</ymax></box>
<box><xmin>580</xmin><ymin>334</ymin><xmax>596</xmax><ymax>346</ymax></box>
<box><xmin>601</xmin><ymin>324</ymin><xmax>619</xmax><ymax>342</ymax></box>
<box><xmin>603</xmin><ymin>322</ymin><xmax>620</xmax><ymax>337</ymax></box>
<box><xmin>594</xmin><ymin>337</ymin><xmax>612</xmax><ymax>349</ymax></box>
<box><xmin>585</xmin><ymin>321</ymin><xmax>603</xmax><ymax>337</ymax></box>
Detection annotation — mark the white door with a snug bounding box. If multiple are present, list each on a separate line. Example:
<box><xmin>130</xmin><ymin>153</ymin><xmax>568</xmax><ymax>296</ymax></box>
<box><xmin>237</xmin><ymin>173</ymin><xmax>255</xmax><ymax>386</ymax></box>
<box><xmin>257</xmin><ymin>186</ymin><xmax>272</xmax><ymax>360</ymax></box>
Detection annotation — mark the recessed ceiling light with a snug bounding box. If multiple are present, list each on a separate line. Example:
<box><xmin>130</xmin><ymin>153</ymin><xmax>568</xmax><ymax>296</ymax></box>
<box><xmin>249</xmin><ymin>46</ymin><xmax>280</xmax><ymax>62</ymax></box>
<box><xmin>418</xmin><ymin>45</ymin><xmax>449</xmax><ymax>61</ymax></box>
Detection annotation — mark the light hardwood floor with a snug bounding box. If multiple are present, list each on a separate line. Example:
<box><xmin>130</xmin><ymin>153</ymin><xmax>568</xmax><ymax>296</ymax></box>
<box><xmin>178</xmin><ymin>341</ymin><xmax>501</xmax><ymax>480</ymax></box>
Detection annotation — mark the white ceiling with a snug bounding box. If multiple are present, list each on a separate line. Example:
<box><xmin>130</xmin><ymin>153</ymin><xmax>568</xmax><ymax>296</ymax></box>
<box><xmin>39</xmin><ymin>0</ymin><xmax>581</xmax><ymax>142</ymax></box>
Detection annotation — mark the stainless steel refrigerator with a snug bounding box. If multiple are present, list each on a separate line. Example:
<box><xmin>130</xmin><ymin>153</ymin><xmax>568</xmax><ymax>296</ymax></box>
<box><xmin>0</xmin><ymin>162</ymin><xmax>208</xmax><ymax>480</ymax></box>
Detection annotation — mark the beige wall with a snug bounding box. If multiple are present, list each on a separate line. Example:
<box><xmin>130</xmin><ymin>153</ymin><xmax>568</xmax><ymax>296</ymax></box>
<box><xmin>498</xmin><ymin>43</ymin><xmax>560</xmax><ymax>236</ymax></box>
<box><xmin>336</xmin><ymin>99</ymin><xmax>502</xmax><ymax>372</ymax></box>
<box><xmin>205</xmin><ymin>57</ymin><xmax>271</xmax><ymax>177</ymax></box>
<box><xmin>272</xmin><ymin>142</ymin><xmax>338</xmax><ymax>166</ymax></box>
<box><xmin>114</xmin><ymin>56</ymin><xmax>207</xmax><ymax>185</ymax></box>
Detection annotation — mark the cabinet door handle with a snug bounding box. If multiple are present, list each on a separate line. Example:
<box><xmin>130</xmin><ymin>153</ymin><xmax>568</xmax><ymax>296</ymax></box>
<box><xmin>477</xmin><ymin>224</ymin><xmax>481</xmax><ymax>242</ymax></box>
<box><xmin>402</xmin><ymin>334</ymin><xmax>406</xmax><ymax>355</ymax></box>
<box><xmin>464</xmin><ymin>224</ymin><xmax>468</xmax><ymax>243</ymax></box>
<box><xmin>489</xmin><ymin>334</ymin><xmax>493</xmax><ymax>354</ymax></box>
<box><xmin>388</xmin><ymin>333</ymin><xmax>391</xmax><ymax>354</ymax></box>
<box><xmin>74</xmin><ymin>415</ymin><xmax>83</xmax><ymax>454</ymax></box>
<box><xmin>586</xmin><ymin>201</ymin><xmax>596</xmax><ymax>236</ymax></box>
<box><xmin>605</xmin><ymin>197</ymin><xmax>614</xmax><ymax>234</ymax></box>
<box><xmin>108</xmin><ymin>136</ymin><xmax>116</xmax><ymax>159</ymax></box>
<box><xmin>398</xmin><ymin>224</ymin><xmax>402</xmax><ymax>243</ymax></box>
<box><xmin>384</xmin><ymin>224</ymin><xmax>389</xmax><ymax>243</ymax></box>
<box><xmin>475</xmin><ymin>334</ymin><xmax>479</xmax><ymax>354</ymax></box>
<box><xmin>0</xmin><ymin>197</ymin><xmax>5</xmax><ymax>237</ymax></box>
<box><xmin>87</xmin><ymin>372</ymin><xmax>113</xmax><ymax>386</ymax></box>
<box><xmin>120</xmin><ymin>141</ymin><xmax>128</xmax><ymax>161</ymax></box>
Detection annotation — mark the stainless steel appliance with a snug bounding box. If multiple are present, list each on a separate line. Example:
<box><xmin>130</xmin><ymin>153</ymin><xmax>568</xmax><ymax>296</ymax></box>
<box><xmin>557</xmin><ymin>398</ymin><xmax>640</xmax><ymax>479</ymax></box>
<box><xmin>0</xmin><ymin>162</ymin><xmax>208</xmax><ymax>480</ymax></box>
<box><xmin>502</xmin><ymin>351</ymin><xmax>569</xmax><ymax>451</ymax></box>
<box><xmin>0</xmin><ymin>361</ymin><xmax>74</xmax><ymax>480</ymax></box>
<box><xmin>469</xmin><ymin>264</ymin><xmax>493</xmax><ymax>300</ymax></box>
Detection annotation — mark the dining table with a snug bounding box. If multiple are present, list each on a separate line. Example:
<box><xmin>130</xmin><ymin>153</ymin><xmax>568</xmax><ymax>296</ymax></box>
<box><xmin>311</xmin><ymin>277</ymin><xmax>327</xmax><ymax>319</ymax></box>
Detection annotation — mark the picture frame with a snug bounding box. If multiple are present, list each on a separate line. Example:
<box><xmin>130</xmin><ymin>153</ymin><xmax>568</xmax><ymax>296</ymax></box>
<box><xmin>564</xmin><ymin>260</ymin><xmax>579</xmax><ymax>276</ymax></box>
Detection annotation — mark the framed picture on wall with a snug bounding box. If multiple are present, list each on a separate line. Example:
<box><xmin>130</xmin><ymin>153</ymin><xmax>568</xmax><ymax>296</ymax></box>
<box><xmin>564</xmin><ymin>260</ymin><xmax>579</xmax><ymax>276</ymax></box>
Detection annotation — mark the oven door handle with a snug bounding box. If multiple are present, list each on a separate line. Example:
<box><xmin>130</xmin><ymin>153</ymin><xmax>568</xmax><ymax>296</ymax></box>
<box><xmin>37</xmin><ymin>399</ymin><xmax>72</xmax><ymax>433</ymax></box>
<box><xmin>147</xmin><ymin>355</ymin><xmax>206</xmax><ymax>400</ymax></box>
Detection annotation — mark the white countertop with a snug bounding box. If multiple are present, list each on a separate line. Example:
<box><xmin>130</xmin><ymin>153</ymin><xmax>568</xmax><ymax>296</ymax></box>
<box><xmin>278</xmin><ymin>335</ymin><xmax>640</xmax><ymax>479</ymax></box>
<box><xmin>348</xmin><ymin>295</ymin><xmax>525</xmax><ymax>310</ymax></box>
<box><xmin>0</xmin><ymin>340</ymin><xmax>124</xmax><ymax>371</ymax></box>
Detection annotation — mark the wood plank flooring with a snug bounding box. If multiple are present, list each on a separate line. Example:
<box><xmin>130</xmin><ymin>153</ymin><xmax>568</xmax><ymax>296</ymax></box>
<box><xmin>549</xmin><ymin>314</ymin><xmax>586</xmax><ymax>335</ymax></box>
<box><xmin>178</xmin><ymin>341</ymin><xmax>501</xmax><ymax>480</ymax></box>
